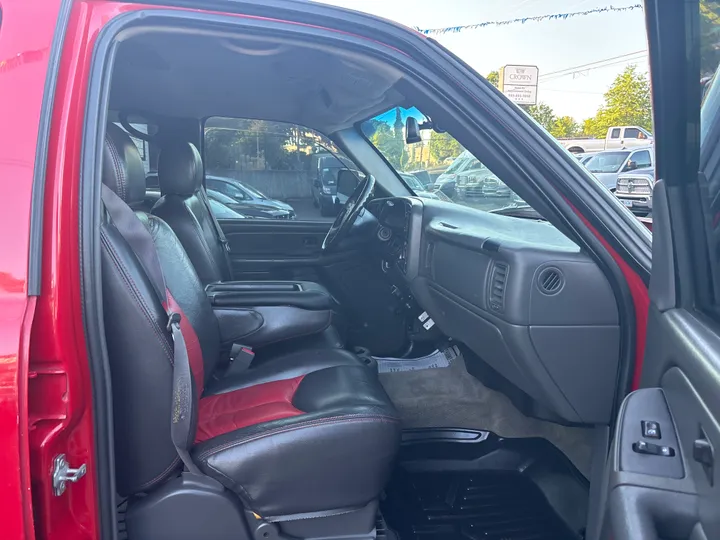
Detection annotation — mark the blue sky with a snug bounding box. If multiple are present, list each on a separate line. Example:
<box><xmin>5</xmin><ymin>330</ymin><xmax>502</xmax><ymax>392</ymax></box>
<box><xmin>318</xmin><ymin>0</ymin><xmax>649</xmax><ymax>121</ymax></box>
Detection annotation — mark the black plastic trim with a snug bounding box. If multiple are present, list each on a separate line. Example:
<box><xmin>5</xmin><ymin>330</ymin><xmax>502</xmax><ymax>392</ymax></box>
<box><xmin>27</xmin><ymin>0</ymin><xmax>74</xmax><ymax>295</ymax></box>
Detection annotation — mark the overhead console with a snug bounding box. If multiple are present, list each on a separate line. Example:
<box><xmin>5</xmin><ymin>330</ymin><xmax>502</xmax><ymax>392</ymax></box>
<box><xmin>370</xmin><ymin>197</ymin><xmax>621</xmax><ymax>425</ymax></box>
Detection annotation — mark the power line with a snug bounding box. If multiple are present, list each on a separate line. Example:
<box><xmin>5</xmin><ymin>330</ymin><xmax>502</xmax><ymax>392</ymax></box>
<box><xmin>537</xmin><ymin>51</ymin><xmax>647</xmax><ymax>80</ymax></box>
<box><xmin>538</xmin><ymin>56</ymin><xmax>648</xmax><ymax>83</ymax></box>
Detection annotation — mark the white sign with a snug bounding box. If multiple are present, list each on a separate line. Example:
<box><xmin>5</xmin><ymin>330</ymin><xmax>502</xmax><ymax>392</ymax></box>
<box><xmin>502</xmin><ymin>65</ymin><xmax>539</xmax><ymax>86</ymax></box>
<box><xmin>502</xmin><ymin>84</ymin><xmax>538</xmax><ymax>105</ymax></box>
<box><xmin>500</xmin><ymin>65</ymin><xmax>539</xmax><ymax>106</ymax></box>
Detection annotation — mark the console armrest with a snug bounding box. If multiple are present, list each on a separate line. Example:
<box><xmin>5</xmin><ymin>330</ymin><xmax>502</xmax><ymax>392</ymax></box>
<box><xmin>213</xmin><ymin>305</ymin><xmax>333</xmax><ymax>349</ymax></box>
<box><xmin>205</xmin><ymin>281</ymin><xmax>336</xmax><ymax>311</ymax></box>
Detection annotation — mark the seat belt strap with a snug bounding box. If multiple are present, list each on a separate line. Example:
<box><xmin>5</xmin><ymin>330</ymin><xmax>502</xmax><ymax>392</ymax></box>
<box><xmin>197</xmin><ymin>186</ymin><xmax>233</xmax><ymax>279</ymax></box>
<box><xmin>101</xmin><ymin>185</ymin><xmax>202</xmax><ymax>476</ymax></box>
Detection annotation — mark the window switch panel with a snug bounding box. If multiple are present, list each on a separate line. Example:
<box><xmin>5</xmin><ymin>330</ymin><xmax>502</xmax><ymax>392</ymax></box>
<box><xmin>633</xmin><ymin>440</ymin><xmax>675</xmax><ymax>457</ymax></box>
<box><xmin>642</xmin><ymin>420</ymin><xmax>661</xmax><ymax>439</ymax></box>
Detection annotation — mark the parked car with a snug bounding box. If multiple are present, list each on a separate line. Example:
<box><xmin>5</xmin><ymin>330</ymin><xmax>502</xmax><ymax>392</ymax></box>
<box><xmin>405</xmin><ymin>169</ymin><xmax>434</xmax><ymax>188</ymax></box>
<box><xmin>558</xmin><ymin>125</ymin><xmax>654</xmax><ymax>153</ymax></box>
<box><xmin>583</xmin><ymin>146</ymin><xmax>654</xmax><ymax>191</ymax></box>
<box><xmin>614</xmin><ymin>167</ymin><xmax>655</xmax><ymax>215</ymax></box>
<box><xmin>399</xmin><ymin>172</ymin><xmax>451</xmax><ymax>201</ymax></box>
<box><xmin>458</xmin><ymin>173</ymin><xmax>512</xmax><ymax>198</ymax></box>
<box><xmin>310</xmin><ymin>152</ymin><xmax>358</xmax><ymax>216</ymax></box>
<box><xmin>434</xmin><ymin>150</ymin><xmax>497</xmax><ymax>198</ymax></box>
<box><xmin>143</xmin><ymin>185</ymin><xmax>247</xmax><ymax>219</ymax></box>
<box><xmin>575</xmin><ymin>152</ymin><xmax>599</xmax><ymax>165</ymax></box>
<box><xmin>206</xmin><ymin>175</ymin><xmax>296</xmax><ymax>219</ymax></box>
<box><xmin>146</xmin><ymin>172</ymin><xmax>294</xmax><ymax>219</ymax></box>
<box><xmin>206</xmin><ymin>189</ymin><xmax>294</xmax><ymax>219</ymax></box>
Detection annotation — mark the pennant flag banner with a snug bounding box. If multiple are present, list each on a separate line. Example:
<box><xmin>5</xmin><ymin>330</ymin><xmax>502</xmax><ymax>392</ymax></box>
<box><xmin>415</xmin><ymin>4</ymin><xmax>643</xmax><ymax>36</ymax></box>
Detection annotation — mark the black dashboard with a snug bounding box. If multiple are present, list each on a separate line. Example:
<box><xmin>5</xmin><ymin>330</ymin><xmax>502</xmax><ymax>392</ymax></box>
<box><xmin>367</xmin><ymin>196</ymin><xmax>621</xmax><ymax>426</ymax></box>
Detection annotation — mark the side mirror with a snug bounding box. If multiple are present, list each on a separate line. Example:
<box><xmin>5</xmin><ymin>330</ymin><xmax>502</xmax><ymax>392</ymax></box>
<box><xmin>405</xmin><ymin>117</ymin><xmax>421</xmax><ymax>144</ymax></box>
<box><xmin>625</xmin><ymin>160</ymin><xmax>637</xmax><ymax>171</ymax></box>
<box><xmin>337</xmin><ymin>169</ymin><xmax>360</xmax><ymax>200</ymax></box>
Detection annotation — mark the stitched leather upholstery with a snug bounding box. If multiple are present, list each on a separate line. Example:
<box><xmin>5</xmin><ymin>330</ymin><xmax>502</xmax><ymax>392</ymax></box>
<box><xmin>100</xmin><ymin>126</ymin><xmax>400</xmax><ymax>517</ymax></box>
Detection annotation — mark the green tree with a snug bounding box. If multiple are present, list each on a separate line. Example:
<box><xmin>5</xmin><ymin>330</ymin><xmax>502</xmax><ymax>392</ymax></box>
<box><xmin>486</xmin><ymin>70</ymin><xmax>500</xmax><ymax>88</ymax></box>
<box><xmin>428</xmin><ymin>131</ymin><xmax>463</xmax><ymax>164</ymax></box>
<box><xmin>371</xmin><ymin>121</ymin><xmax>404</xmax><ymax>169</ymax></box>
<box><xmin>583</xmin><ymin>65</ymin><xmax>652</xmax><ymax>138</ymax></box>
<box><xmin>550</xmin><ymin>116</ymin><xmax>581</xmax><ymax>138</ymax></box>
<box><xmin>525</xmin><ymin>102</ymin><xmax>557</xmax><ymax>132</ymax></box>
<box><xmin>701</xmin><ymin>0</ymin><xmax>720</xmax><ymax>76</ymax></box>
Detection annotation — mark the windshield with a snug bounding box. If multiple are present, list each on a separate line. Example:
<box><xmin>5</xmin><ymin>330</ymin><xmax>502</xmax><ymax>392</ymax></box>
<box><xmin>361</xmin><ymin>106</ymin><xmax>543</xmax><ymax>218</ymax></box>
<box><xmin>585</xmin><ymin>151</ymin><xmax>630</xmax><ymax>173</ymax></box>
<box><xmin>241</xmin><ymin>183</ymin><xmax>268</xmax><ymax>199</ymax></box>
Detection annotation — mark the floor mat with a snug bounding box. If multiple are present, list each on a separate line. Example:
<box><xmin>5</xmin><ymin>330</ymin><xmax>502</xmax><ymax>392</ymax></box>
<box><xmin>382</xmin><ymin>470</ymin><xmax>579</xmax><ymax>540</ymax></box>
<box><xmin>379</xmin><ymin>354</ymin><xmax>594</xmax><ymax>477</ymax></box>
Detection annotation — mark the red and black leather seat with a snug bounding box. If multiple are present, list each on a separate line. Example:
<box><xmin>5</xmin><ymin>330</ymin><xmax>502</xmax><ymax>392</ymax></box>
<box><xmin>100</xmin><ymin>124</ymin><xmax>400</xmax><ymax>540</ymax></box>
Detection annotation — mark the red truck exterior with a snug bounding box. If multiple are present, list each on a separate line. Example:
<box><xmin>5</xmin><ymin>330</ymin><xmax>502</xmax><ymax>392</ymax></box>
<box><xmin>0</xmin><ymin>2</ymin><xmax>131</xmax><ymax>538</ymax></box>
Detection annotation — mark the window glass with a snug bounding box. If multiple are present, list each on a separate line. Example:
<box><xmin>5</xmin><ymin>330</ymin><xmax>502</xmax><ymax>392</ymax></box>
<box><xmin>624</xmin><ymin>127</ymin><xmax>640</xmax><ymax>139</ymax></box>
<box><xmin>361</xmin><ymin>106</ymin><xmax>546</xmax><ymax>219</ymax></box>
<box><xmin>204</xmin><ymin>117</ymin><xmax>358</xmax><ymax>222</ymax></box>
<box><xmin>610</xmin><ymin>128</ymin><xmax>621</xmax><ymax>138</ymax></box>
<box><xmin>696</xmin><ymin>2</ymin><xmax>720</xmax><ymax>309</ymax></box>
<box><xmin>585</xmin><ymin>151</ymin><xmax>630</xmax><ymax>173</ymax></box>
<box><xmin>632</xmin><ymin>150</ymin><xmax>652</xmax><ymax>169</ymax></box>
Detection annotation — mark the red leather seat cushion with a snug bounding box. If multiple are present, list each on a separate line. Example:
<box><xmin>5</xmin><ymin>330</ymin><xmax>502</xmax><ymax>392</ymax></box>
<box><xmin>195</xmin><ymin>375</ymin><xmax>305</xmax><ymax>443</ymax></box>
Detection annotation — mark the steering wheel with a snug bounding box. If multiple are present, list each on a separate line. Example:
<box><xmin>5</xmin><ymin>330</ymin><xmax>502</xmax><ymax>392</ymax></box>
<box><xmin>322</xmin><ymin>174</ymin><xmax>375</xmax><ymax>252</ymax></box>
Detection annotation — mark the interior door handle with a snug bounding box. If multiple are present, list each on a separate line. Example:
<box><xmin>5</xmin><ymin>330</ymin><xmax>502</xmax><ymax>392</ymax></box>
<box><xmin>693</xmin><ymin>428</ymin><xmax>714</xmax><ymax>486</ymax></box>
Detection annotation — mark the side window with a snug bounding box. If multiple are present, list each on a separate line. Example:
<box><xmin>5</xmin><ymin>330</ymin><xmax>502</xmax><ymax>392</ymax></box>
<box><xmin>624</xmin><ymin>127</ymin><xmax>640</xmax><ymax>139</ymax></box>
<box><xmin>610</xmin><ymin>128</ymin><xmax>621</xmax><ymax>139</ymax></box>
<box><xmin>632</xmin><ymin>150</ymin><xmax>652</xmax><ymax>169</ymax></box>
<box><xmin>204</xmin><ymin>117</ymin><xmax>358</xmax><ymax>222</ymax></box>
<box><xmin>361</xmin><ymin>106</ymin><xmax>553</xmax><ymax>223</ymax></box>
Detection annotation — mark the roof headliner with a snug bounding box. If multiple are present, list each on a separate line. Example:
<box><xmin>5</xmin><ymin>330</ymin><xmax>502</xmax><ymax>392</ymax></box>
<box><xmin>110</xmin><ymin>30</ymin><xmax>407</xmax><ymax>134</ymax></box>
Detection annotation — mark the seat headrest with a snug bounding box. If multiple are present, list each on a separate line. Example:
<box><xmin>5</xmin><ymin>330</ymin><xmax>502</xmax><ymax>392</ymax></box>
<box><xmin>102</xmin><ymin>123</ymin><xmax>147</xmax><ymax>207</ymax></box>
<box><xmin>158</xmin><ymin>141</ymin><xmax>203</xmax><ymax>197</ymax></box>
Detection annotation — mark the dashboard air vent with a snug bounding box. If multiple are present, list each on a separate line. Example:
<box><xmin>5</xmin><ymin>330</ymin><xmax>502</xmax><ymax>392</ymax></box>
<box><xmin>488</xmin><ymin>261</ymin><xmax>509</xmax><ymax>312</ymax></box>
<box><xmin>538</xmin><ymin>267</ymin><xmax>564</xmax><ymax>295</ymax></box>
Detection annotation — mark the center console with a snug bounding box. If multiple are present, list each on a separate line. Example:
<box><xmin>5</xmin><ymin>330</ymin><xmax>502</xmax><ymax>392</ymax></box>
<box><xmin>205</xmin><ymin>281</ymin><xmax>338</xmax><ymax>349</ymax></box>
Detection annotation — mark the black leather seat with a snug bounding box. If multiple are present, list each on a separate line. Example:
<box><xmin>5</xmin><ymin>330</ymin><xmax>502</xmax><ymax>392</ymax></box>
<box><xmin>151</xmin><ymin>140</ymin><xmax>345</xmax><ymax>350</ymax></box>
<box><xmin>152</xmin><ymin>141</ymin><xmax>233</xmax><ymax>285</ymax></box>
<box><xmin>100</xmin><ymin>125</ymin><xmax>400</xmax><ymax>540</ymax></box>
